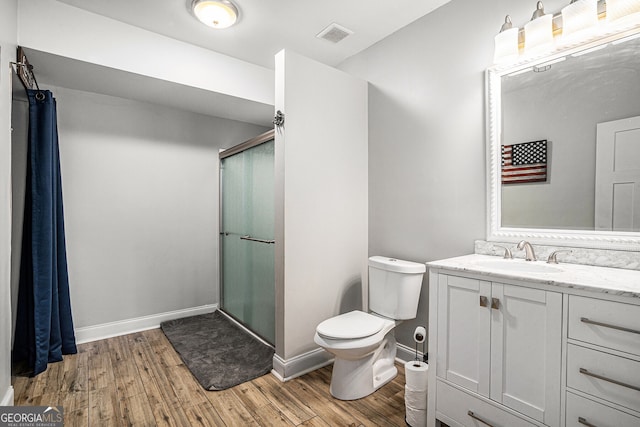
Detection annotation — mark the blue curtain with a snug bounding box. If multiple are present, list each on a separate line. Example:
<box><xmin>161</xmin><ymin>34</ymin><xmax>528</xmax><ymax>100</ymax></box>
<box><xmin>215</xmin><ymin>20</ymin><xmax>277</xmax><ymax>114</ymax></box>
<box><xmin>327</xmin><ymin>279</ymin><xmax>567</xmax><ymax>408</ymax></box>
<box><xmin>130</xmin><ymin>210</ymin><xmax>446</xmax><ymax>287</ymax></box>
<box><xmin>13</xmin><ymin>90</ymin><xmax>77</xmax><ymax>376</ymax></box>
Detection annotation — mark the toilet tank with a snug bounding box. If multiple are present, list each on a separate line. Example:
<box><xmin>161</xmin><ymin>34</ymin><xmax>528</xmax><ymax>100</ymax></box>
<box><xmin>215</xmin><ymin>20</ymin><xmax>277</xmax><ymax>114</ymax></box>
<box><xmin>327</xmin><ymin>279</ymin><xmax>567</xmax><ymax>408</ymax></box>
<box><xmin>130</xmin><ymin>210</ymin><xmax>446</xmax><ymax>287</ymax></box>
<box><xmin>368</xmin><ymin>256</ymin><xmax>426</xmax><ymax>320</ymax></box>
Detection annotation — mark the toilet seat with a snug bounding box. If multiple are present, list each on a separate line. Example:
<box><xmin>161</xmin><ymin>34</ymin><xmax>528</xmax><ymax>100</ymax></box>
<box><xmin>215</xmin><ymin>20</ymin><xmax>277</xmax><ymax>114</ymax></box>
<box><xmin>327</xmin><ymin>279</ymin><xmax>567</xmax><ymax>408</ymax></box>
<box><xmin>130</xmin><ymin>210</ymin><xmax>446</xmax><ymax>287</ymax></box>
<box><xmin>313</xmin><ymin>309</ymin><xmax>400</xmax><ymax>399</ymax></box>
<box><xmin>316</xmin><ymin>310</ymin><xmax>386</xmax><ymax>339</ymax></box>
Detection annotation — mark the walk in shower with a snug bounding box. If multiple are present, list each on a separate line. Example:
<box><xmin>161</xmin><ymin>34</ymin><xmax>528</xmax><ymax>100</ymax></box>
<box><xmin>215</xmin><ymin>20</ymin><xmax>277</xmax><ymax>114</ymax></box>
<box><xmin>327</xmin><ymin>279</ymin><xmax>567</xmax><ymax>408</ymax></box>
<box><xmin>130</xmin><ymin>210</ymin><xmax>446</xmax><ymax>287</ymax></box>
<box><xmin>219</xmin><ymin>130</ymin><xmax>275</xmax><ymax>344</ymax></box>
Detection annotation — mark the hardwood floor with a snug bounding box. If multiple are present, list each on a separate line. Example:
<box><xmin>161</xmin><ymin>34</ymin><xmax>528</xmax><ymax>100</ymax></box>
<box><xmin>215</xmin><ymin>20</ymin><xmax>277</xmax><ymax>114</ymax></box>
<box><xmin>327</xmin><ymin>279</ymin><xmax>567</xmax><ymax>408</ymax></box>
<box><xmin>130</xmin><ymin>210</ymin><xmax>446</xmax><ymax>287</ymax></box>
<box><xmin>12</xmin><ymin>329</ymin><xmax>408</xmax><ymax>426</ymax></box>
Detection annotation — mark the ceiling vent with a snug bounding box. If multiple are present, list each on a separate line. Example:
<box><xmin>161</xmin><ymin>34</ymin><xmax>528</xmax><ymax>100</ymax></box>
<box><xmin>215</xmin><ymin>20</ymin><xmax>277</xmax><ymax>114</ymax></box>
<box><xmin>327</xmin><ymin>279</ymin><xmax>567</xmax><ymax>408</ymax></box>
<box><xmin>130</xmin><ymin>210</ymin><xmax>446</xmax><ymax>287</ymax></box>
<box><xmin>316</xmin><ymin>23</ymin><xmax>353</xmax><ymax>43</ymax></box>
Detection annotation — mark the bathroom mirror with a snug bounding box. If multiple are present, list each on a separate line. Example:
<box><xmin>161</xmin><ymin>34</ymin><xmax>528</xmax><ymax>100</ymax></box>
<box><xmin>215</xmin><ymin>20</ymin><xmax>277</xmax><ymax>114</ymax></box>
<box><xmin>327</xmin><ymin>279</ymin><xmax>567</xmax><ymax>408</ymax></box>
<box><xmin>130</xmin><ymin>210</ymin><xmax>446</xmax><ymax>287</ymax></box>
<box><xmin>486</xmin><ymin>27</ymin><xmax>640</xmax><ymax>250</ymax></box>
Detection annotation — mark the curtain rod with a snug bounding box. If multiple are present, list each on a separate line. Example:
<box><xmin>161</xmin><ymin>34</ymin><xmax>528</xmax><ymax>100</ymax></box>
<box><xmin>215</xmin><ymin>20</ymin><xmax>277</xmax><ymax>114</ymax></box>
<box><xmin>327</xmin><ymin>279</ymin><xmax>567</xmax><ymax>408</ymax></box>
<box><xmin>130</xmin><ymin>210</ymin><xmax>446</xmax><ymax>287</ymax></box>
<box><xmin>11</xmin><ymin>47</ymin><xmax>44</xmax><ymax>99</ymax></box>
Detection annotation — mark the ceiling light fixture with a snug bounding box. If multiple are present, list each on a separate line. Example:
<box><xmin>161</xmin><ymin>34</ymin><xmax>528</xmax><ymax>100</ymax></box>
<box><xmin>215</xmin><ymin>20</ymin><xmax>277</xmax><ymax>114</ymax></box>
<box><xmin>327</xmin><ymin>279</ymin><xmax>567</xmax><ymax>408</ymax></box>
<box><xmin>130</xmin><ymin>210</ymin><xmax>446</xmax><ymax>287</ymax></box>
<box><xmin>191</xmin><ymin>0</ymin><xmax>239</xmax><ymax>29</ymax></box>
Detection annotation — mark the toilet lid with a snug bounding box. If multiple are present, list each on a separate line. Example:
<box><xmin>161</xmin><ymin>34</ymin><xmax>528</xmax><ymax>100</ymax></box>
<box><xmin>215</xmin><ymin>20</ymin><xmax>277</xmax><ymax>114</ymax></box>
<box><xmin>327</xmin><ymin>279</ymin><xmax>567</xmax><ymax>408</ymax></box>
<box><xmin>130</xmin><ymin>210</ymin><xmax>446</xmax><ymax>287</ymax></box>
<box><xmin>316</xmin><ymin>311</ymin><xmax>385</xmax><ymax>339</ymax></box>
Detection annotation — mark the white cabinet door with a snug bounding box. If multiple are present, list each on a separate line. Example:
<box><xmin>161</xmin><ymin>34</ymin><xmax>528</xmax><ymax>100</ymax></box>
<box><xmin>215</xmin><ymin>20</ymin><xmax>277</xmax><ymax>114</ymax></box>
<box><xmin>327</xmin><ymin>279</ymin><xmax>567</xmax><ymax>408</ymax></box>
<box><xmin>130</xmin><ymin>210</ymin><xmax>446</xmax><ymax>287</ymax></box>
<box><xmin>436</xmin><ymin>275</ymin><xmax>491</xmax><ymax>397</ymax></box>
<box><xmin>490</xmin><ymin>283</ymin><xmax>562</xmax><ymax>427</ymax></box>
<box><xmin>435</xmin><ymin>274</ymin><xmax>562</xmax><ymax>427</ymax></box>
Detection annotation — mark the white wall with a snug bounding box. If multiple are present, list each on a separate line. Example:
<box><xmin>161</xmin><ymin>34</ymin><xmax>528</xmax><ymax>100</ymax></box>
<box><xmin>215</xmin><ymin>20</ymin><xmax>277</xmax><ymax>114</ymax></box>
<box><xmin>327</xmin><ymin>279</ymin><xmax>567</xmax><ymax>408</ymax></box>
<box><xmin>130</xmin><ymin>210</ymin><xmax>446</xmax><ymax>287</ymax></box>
<box><xmin>275</xmin><ymin>51</ymin><xmax>368</xmax><ymax>363</ymax></box>
<box><xmin>0</xmin><ymin>0</ymin><xmax>18</xmax><ymax>406</ymax></box>
<box><xmin>338</xmin><ymin>0</ymin><xmax>568</xmax><ymax>348</ymax></box>
<box><xmin>11</xmin><ymin>86</ymin><xmax>268</xmax><ymax>334</ymax></box>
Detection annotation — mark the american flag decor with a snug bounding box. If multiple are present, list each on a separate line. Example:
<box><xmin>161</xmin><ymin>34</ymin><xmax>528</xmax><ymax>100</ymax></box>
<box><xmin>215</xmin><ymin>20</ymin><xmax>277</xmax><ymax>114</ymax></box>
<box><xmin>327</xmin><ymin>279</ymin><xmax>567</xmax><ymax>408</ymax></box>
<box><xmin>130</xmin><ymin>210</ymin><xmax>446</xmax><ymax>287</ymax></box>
<box><xmin>501</xmin><ymin>140</ymin><xmax>547</xmax><ymax>184</ymax></box>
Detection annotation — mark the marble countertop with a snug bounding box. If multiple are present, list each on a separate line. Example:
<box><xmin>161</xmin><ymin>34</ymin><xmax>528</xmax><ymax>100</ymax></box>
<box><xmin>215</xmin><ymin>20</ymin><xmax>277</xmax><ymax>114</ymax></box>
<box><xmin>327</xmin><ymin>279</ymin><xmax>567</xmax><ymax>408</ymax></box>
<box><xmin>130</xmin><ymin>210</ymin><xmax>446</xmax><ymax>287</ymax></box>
<box><xmin>427</xmin><ymin>254</ymin><xmax>640</xmax><ymax>299</ymax></box>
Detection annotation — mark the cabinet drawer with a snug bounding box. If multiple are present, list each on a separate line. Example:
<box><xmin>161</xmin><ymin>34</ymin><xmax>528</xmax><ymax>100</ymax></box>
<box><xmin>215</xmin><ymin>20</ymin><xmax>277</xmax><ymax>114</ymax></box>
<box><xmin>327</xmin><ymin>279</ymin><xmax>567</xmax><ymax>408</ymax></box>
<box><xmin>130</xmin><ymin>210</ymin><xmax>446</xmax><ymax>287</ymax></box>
<box><xmin>568</xmin><ymin>295</ymin><xmax>640</xmax><ymax>356</ymax></box>
<box><xmin>567</xmin><ymin>344</ymin><xmax>640</xmax><ymax>413</ymax></box>
<box><xmin>566</xmin><ymin>391</ymin><xmax>640</xmax><ymax>427</ymax></box>
<box><xmin>435</xmin><ymin>380</ymin><xmax>536</xmax><ymax>427</ymax></box>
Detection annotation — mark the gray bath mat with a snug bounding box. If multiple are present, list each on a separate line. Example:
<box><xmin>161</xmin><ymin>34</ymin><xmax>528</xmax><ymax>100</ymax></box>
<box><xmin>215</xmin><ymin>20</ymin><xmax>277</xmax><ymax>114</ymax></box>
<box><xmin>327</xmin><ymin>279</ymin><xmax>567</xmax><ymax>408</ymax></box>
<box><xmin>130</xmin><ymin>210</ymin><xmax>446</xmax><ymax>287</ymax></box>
<box><xmin>161</xmin><ymin>310</ymin><xmax>274</xmax><ymax>390</ymax></box>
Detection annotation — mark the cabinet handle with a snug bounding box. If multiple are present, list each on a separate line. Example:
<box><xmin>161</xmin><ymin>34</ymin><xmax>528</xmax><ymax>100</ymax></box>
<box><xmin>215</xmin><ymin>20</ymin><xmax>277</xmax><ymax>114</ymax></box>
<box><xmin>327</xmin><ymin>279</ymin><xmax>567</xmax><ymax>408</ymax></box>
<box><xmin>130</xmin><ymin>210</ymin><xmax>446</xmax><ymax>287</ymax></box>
<box><xmin>467</xmin><ymin>410</ymin><xmax>495</xmax><ymax>427</ymax></box>
<box><xmin>580</xmin><ymin>317</ymin><xmax>640</xmax><ymax>335</ymax></box>
<box><xmin>578</xmin><ymin>417</ymin><xmax>598</xmax><ymax>427</ymax></box>
<box><xmin>491</xmin><ymin>298</ymin><xmax>500</xmax><ymax>310</ymax></box>
<box><xmin>479</xmin><ymin>296</ymin><xmax>489</xmax><ymax>307</ymax></box>
<box><xmin>579</xmin><ymin>368</ymin><xmax>640</xmax><ymax>392</ymax></box>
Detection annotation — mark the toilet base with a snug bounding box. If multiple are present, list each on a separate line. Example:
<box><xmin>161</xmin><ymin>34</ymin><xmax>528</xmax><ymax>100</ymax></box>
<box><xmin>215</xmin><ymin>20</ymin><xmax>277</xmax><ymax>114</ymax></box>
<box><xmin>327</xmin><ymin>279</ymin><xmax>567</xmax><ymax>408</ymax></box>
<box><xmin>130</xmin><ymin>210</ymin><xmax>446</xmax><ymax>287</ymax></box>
<box><xmin>329</xmin><ymin>334</ymin><xmax>398</xmax><ymax>400</ymax></box>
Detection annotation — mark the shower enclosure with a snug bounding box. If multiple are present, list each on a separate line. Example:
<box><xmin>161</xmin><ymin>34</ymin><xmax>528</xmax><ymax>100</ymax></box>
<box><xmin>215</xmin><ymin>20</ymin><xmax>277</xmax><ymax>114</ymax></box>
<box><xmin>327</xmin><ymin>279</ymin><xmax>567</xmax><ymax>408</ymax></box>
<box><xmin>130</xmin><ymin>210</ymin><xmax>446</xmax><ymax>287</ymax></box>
<box><xmin>219</xmin><ymin>130</ymin><xmax>275</xmax><ymax>344</ymax></box>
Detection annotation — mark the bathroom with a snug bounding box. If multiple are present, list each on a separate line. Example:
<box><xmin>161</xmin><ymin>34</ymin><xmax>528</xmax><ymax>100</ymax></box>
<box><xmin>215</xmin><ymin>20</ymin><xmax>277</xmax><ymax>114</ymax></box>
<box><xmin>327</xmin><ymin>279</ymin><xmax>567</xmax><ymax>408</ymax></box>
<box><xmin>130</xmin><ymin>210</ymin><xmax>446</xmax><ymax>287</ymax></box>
<box><xmin>1</xmin><ymin>0</ymin><xmax>640</xmax><ymax>425</ymax></box>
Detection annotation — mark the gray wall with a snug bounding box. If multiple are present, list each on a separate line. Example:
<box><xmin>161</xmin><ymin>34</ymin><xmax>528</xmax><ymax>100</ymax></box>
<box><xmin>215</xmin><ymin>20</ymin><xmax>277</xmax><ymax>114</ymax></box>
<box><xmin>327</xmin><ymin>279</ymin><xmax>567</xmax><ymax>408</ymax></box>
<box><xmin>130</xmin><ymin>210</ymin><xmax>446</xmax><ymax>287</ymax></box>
<box><xmin>0</xmin><ymin>0</ymin><xmax>17</xmax><ymax>405</ymax></box>
<box><xmin>338</xmin><ymin>0</ymin><xmax>567</xmax><ymax>349</ymax></box>
<box><xmin>11</xmin><ymin>85</ymin><xmax>268</xmax><ymax>332</ymax></box>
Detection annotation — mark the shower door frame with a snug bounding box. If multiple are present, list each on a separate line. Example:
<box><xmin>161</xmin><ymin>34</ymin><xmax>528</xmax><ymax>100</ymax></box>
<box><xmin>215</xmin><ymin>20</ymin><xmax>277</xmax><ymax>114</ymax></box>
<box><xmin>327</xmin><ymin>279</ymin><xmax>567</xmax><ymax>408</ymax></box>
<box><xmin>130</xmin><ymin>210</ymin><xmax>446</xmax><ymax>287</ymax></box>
<box><xmin>218</xmin><ymin>129</ymin><xmax>275</xmax><ymax>345</ymax></box>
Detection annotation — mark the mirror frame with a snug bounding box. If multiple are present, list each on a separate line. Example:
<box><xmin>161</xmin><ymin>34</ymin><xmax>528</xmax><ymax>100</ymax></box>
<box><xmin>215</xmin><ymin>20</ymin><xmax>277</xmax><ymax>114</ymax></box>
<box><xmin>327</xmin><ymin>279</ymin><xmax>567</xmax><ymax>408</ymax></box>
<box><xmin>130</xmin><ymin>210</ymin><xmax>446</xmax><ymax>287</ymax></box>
<box><xmin>486</xmin><ymin>25</ymin><xmax>640</xmax><ymax>251</ymax></box>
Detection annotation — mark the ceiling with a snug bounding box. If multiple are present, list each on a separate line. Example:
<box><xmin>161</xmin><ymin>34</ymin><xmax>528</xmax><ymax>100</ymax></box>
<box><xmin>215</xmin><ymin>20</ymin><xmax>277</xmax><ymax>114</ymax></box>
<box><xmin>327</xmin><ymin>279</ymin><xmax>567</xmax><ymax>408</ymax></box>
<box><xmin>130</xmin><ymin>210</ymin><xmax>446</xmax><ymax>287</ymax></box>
<box><xmin>56</xmin><ymin>0</ymin><xmax>451</xmax><ymax>69</ymax></box>
<box><xmin>22</xmin><ymin>0</ymin><xmax>451</xmax><ymax>127</ymax></box>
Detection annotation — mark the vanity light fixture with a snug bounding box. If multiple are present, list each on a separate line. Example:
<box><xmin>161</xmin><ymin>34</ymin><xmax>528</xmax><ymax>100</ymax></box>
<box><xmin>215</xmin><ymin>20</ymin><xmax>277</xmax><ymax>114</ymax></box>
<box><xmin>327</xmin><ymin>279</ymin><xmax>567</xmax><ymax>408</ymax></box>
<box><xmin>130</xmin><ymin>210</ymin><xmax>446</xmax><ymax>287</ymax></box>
<box><xmin>493</xmin><ymin>0</ymin><xmax>640</xmax><ymax>66</ymax></box>
<box><xmin>524</xmin><ymin>2</ymin><xmax>555</xmax><ymax>56</ymax></box>
<box><xmin>494</xmin><ymin>16</ymin><xmax>521</xmax><ymax>64</ymax></box>
<box><xmin>191</xmin><ymin>0</ymin><xmax>239</xmax><ymax>29</ymax></box>
<box><xmin>561</xmin><ymin>0</ymin><xmax>599</xmax><ymax>44</ymax></box>
<box><xmin>606</xmin><ymin>0</ymin><xmax>640</xmax><ymax>26</ymax></box>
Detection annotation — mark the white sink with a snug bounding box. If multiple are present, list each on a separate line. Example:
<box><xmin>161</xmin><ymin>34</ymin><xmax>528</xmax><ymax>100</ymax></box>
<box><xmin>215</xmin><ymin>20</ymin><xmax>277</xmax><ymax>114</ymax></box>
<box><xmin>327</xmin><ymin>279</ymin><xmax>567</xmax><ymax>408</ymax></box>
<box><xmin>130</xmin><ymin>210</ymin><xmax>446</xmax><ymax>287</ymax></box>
<box><xmin>473</xmin><ymin>259</ymin><xmax>562</xmax><ymax>274</ymax></box>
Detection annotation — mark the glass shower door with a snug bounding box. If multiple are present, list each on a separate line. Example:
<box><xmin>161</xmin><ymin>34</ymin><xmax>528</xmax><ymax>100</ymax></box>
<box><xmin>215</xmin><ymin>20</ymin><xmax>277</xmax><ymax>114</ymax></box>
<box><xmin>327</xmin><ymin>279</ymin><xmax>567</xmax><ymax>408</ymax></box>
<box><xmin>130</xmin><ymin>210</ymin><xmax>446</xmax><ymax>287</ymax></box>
<box><xmin>220</xmin><ymin>138</ymin><xmax>275</xmax><ymax>344</ymax></box>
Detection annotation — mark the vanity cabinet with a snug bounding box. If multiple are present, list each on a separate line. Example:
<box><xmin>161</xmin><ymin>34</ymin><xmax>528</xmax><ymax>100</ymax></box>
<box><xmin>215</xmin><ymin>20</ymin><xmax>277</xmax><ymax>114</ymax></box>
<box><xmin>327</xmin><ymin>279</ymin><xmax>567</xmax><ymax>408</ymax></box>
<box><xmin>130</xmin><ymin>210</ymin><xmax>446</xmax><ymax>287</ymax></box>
<box><xmin>427</xmin><ymin>255</ymin><xmax>640</xmax><ymax>427</ymax></box>
<box><xmin>435</xmin><ymin>274</ymin><xmax>561</xmax><ymax>427</ymax></box>
<box><xmin>565</xmin><ymin>392</ymin><xmax>640</xmax><ymax>427</ymax></box>
<box><xmin>565</xmin><ymin>295</ymin><xmax>640</xmax><ymax>427</ymax></box>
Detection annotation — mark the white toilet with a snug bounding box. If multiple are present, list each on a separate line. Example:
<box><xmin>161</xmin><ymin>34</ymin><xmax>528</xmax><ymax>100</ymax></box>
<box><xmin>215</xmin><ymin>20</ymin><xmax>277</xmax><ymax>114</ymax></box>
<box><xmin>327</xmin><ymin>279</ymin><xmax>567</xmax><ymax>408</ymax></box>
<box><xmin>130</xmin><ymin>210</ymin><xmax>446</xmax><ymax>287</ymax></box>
<box><xmin>314</xmin><ymin>256</ymin><xmax>426</xmax><ymax>400</ymax></box>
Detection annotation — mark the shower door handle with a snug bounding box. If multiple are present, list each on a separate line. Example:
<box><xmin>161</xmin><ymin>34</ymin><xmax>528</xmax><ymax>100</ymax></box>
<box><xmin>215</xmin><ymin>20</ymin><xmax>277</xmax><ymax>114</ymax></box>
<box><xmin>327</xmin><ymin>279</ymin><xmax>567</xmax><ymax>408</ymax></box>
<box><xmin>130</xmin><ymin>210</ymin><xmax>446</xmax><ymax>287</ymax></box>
<box><xmin>220</xmin><ymin>232</ymin><xmax>275</xmax><ymax>244</ymax></box>
<box><xmin>240</xmin><ymin>235</ymin><xmax>275</xmax><ymax>244</ymax></box>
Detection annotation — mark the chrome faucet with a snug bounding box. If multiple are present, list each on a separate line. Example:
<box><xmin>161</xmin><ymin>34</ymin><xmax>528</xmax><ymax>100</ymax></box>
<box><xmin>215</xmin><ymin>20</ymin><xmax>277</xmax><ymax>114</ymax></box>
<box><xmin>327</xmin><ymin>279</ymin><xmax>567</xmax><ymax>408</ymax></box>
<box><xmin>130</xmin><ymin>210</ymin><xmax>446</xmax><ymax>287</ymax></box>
<box><xmin>494</xmin><ymin>245</ymin><xmax>513</xmax><ymax>259</ymax></box>
<box><xmin>517</xmin><ymin>240</ymin><xmax>537</xmax><ymax>261</ymax></box>
<box><xmin>547</xmin><ymin>249</ymin><xmax>571</xmax><ymax>264</ymax></box>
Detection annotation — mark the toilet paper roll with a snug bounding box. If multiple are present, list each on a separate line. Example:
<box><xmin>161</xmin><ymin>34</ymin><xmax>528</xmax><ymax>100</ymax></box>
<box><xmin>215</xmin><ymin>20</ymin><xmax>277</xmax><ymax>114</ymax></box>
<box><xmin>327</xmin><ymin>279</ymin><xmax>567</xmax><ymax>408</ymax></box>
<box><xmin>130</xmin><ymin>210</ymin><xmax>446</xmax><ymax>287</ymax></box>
<box><xmin>404</xmin><ymin>385</ymin><xmax>427</xmax><ymax>410</ymax></box>
<box><xmin>404</xmin><ymin>361</ymin><xmax>428</xmax><ymax>391</ymax></box>
<box><xmin>405</xmin><ymin>406</ymin><xmax>427</xmax><ymax>427</ymax></box>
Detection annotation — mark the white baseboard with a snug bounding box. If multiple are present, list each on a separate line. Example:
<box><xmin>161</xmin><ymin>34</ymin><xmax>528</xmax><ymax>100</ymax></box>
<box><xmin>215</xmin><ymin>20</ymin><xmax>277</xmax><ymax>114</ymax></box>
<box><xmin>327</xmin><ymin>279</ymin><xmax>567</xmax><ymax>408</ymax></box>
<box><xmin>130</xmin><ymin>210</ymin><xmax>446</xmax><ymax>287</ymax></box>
<box><xmin>1</xmin><ymin>386</ymin><xmax>14</xmax><ymax>406</ymax></box>
<box><xmin>74</xmin><ymin>304</ymin><xmax>218</xmax><ymax>344</ymax></box>
<box><xmin>396</xmin><ymin>342</ymin><xmax>425</xmax><ymax>364</ymax></box>
<box><xmin>271</xmin><ymin>348</ymin><xmax>333</xmax><ymax>382</ymax></box>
